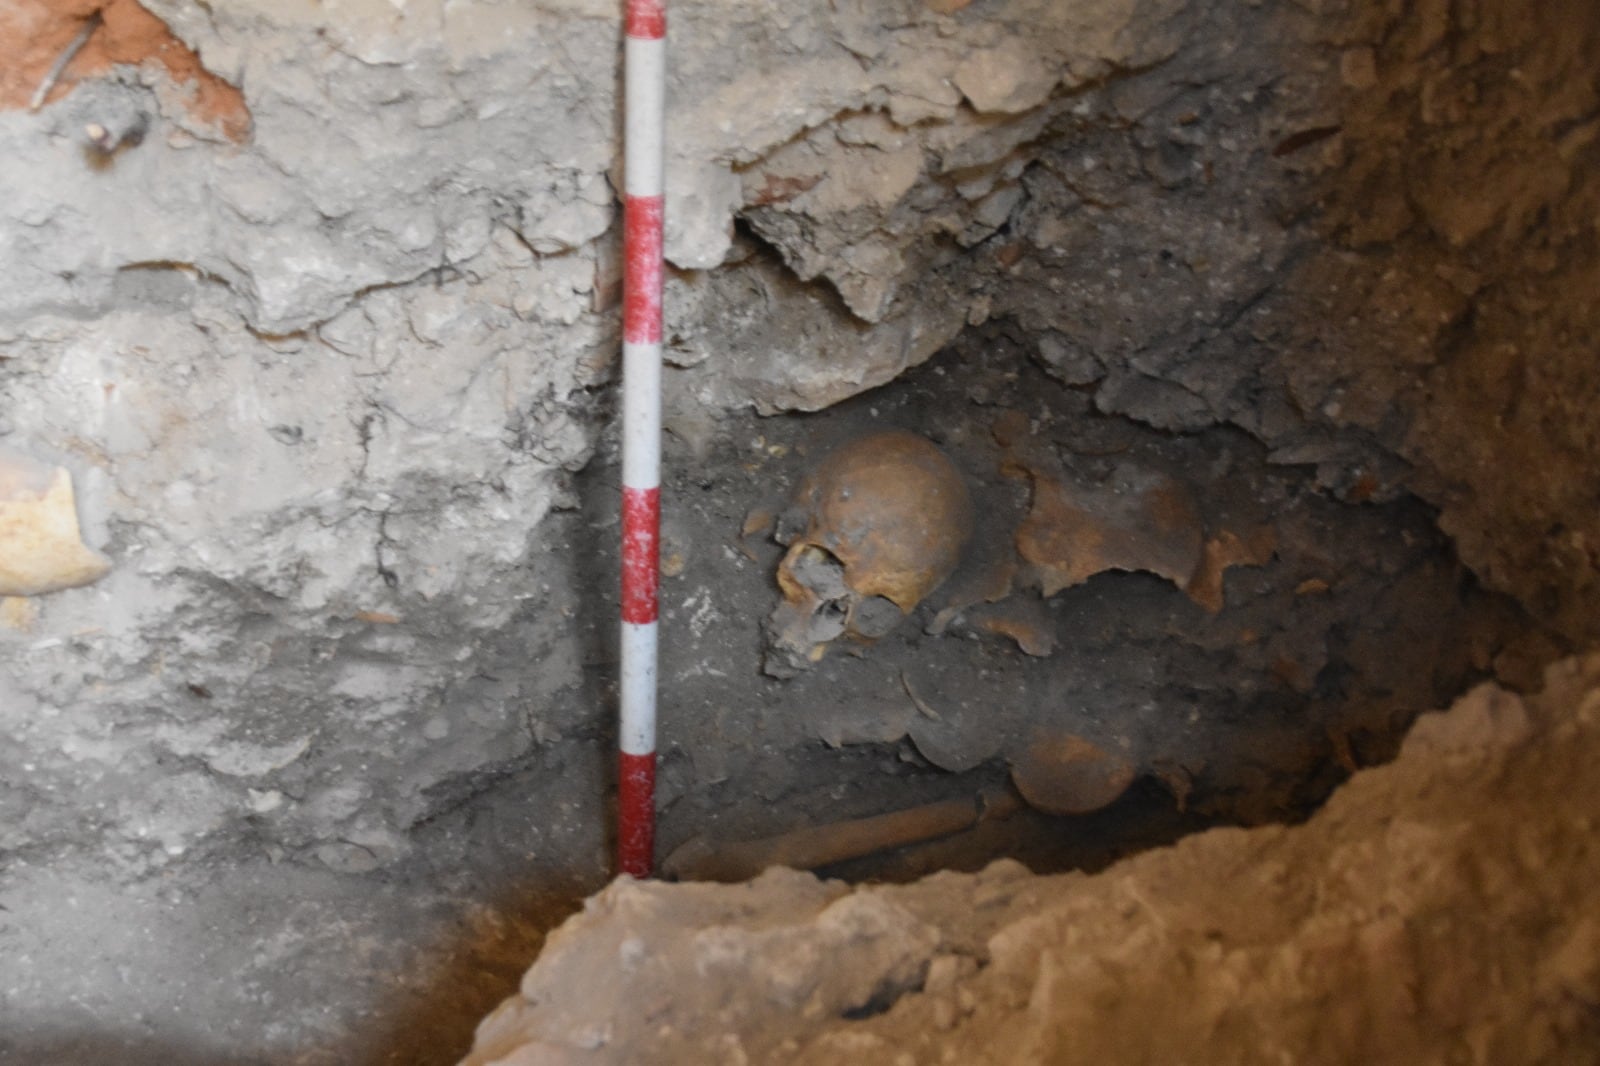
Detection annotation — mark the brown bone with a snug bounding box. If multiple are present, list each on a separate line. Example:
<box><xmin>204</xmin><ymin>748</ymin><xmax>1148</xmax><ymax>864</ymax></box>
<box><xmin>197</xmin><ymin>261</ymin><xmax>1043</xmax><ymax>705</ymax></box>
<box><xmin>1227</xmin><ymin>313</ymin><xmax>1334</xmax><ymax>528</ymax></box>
<box><xmin>765</xmin><ymin>430</ymin><xmax>973</xmax><ymax>675</ymax></box>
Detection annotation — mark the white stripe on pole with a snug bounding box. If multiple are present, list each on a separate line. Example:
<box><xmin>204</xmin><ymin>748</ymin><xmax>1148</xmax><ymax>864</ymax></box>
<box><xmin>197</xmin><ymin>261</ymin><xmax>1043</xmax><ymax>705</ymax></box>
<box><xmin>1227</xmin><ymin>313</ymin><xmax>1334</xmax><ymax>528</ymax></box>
<box><xmin>624</xmin><ymin>37</ymin><xmax>665</xmax><ymax>197</ymax></box>
<box><xmin>621</xmin><ymin>341</ymin><xmax>661</xmax><ymax>490</ymax></box>
<box><xmin>619</xmin><ymin>621</ymin><xmax>658</xmax><ymax>755</ymax></box>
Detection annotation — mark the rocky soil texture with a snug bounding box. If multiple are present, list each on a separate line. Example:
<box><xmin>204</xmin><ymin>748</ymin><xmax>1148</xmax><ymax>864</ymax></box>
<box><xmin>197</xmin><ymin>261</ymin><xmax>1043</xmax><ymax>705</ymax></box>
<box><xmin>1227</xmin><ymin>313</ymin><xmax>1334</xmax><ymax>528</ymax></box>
<box><xmin>466</xmin><ymin>656</ymin><xmax>1600</xmax><ymax>1065</ymax></box>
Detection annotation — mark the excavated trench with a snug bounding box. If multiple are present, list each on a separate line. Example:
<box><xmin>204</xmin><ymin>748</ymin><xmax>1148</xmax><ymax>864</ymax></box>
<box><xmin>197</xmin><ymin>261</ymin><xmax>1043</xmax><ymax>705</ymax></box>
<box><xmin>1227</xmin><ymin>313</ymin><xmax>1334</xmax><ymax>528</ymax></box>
<box><xmin>315</xmin><ymin>322</ymin><xmax>1547</xmax><ymax>1061</ymax></box>
<box><xmin>2</xmin><ymin>0</ymin><xmax>1597</xmax><ymax>1062</ymax></box>
<box><xmin>576</xmin><ymin>321</ymin><xmax>1539</xmax><ymax>882</ymax></box>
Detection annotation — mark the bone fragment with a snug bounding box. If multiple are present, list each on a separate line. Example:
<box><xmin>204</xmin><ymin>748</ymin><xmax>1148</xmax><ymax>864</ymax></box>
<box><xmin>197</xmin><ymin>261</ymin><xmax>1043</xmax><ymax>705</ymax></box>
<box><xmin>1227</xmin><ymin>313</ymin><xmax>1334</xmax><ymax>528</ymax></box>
<box><xmin>971</xmin><ymin>596</ymin><xmax>1058</xmax><ymax>656</ymax></box>
<box><xmin>1185</xmin><ymin>526</ymin><xmax>1278</xmax><ymax>613</ymax></box>
<box><xmin>662</xmin><ymin>788</ymin><xmax>1023</xmax><ymax>882</ymax></box>
<box><xmin>995</xmin><ymin>413</ymin><xmax>1205</xmax><ymax>598</ymax></box>
<box><xmin>0</xmin><ymin>448</ymin><xmax>111</xmax><ymax>596</ymax></box>
<box><xmin>901</xmin><ymin>670</ymin><xmax>943</xmax><ymax>721</ymax></box>
<box><xmin>1010</xmin><ymin>731</ymin><xmax>1137</xmax><ymax>815</ymax></box>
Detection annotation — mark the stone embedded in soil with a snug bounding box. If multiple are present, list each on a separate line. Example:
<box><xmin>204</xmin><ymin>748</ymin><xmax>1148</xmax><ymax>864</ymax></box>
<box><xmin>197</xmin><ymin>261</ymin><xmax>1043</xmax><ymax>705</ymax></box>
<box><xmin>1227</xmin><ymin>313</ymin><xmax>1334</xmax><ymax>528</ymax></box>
<box><xmin>954</xmin><ymin>40</ymin><xmax>1060</xmax><ymax>115</ymax></box>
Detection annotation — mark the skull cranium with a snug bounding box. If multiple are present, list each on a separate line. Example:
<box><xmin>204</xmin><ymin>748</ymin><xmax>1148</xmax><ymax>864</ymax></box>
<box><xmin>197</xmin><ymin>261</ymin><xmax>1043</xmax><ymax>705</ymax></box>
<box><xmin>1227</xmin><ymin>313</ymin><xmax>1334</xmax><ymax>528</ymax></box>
<box><xmin>764</xmin><ymin>430</ymin><xmax>973</xmax><ymax>677</ymax></box>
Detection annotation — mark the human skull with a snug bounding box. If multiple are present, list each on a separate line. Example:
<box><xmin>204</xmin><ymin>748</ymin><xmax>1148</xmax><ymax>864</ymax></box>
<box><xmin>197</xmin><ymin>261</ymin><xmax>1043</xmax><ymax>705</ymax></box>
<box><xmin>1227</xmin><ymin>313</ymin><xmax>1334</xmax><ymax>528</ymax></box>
<box><xmin>763</xmin><ymin>430</ymin><xmax>973</xmax><ymax>677</ymax></box>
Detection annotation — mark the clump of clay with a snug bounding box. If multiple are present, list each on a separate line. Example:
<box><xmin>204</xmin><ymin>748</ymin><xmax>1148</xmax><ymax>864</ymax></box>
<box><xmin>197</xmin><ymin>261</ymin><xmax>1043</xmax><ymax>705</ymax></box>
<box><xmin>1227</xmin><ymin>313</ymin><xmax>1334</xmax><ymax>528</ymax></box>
<box><xmin>1</xmin><ymin>0</ymin><xmax>251</xmax><ymax>141</ymax></box>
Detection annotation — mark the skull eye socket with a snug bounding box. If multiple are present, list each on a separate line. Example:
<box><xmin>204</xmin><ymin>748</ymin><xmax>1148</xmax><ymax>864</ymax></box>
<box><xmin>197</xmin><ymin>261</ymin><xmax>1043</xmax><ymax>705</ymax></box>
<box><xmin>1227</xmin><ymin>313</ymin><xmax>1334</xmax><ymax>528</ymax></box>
<box><xmin>849</xmin><ymin>595</ymin><xmax>903</xmax><ymax>639</ymax></box>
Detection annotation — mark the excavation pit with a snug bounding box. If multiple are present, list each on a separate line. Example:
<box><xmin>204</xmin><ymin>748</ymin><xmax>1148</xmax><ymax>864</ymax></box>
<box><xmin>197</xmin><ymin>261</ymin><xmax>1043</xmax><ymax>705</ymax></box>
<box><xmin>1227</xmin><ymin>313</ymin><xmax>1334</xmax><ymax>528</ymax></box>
<box><xmin>1</xmin><ymin>0</ymin><xmax>1596</xmax><ymax>1061</ymax></box>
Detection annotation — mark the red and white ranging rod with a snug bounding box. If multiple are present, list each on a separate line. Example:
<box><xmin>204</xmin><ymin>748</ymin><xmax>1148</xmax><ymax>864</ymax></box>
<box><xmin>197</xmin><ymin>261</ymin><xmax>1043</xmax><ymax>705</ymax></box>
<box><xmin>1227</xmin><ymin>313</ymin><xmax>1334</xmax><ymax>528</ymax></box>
<box><xmin>617</xmin><ymin>0</ymin><xmax>666</xmax><ymax>879</ymax></box>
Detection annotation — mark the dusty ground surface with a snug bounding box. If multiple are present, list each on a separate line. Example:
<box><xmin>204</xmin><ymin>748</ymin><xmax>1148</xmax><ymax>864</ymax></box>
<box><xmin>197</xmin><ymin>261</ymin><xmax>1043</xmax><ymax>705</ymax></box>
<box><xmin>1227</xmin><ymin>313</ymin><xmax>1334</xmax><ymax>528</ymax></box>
<box><xmin>465</xmin><ymin>656</ymin><xmax>1600</xmax><ymax>1066</ymax></box>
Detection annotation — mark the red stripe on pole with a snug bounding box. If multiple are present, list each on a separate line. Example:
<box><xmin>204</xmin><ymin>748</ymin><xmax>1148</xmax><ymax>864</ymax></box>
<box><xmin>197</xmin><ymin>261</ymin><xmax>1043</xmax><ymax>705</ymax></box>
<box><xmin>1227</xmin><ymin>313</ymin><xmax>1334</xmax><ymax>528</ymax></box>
<box><xmin>618</xmin><ymin>750</ymin><xmax>657</xmax><ymax>877</ymax></box>
<box><xmin>625</xmin><ymin>0</ymin><xmax>665</xmax><ymax>39</ymax></box>
<box><xmin>623</xmin><ymin>195</ymin><xmax>664</xmax><ymax>344</ymax></box>
<box><xmin>621</xmin><ymin>486</ymin><xmax>660</xmax><ymax>624</ymax></box>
